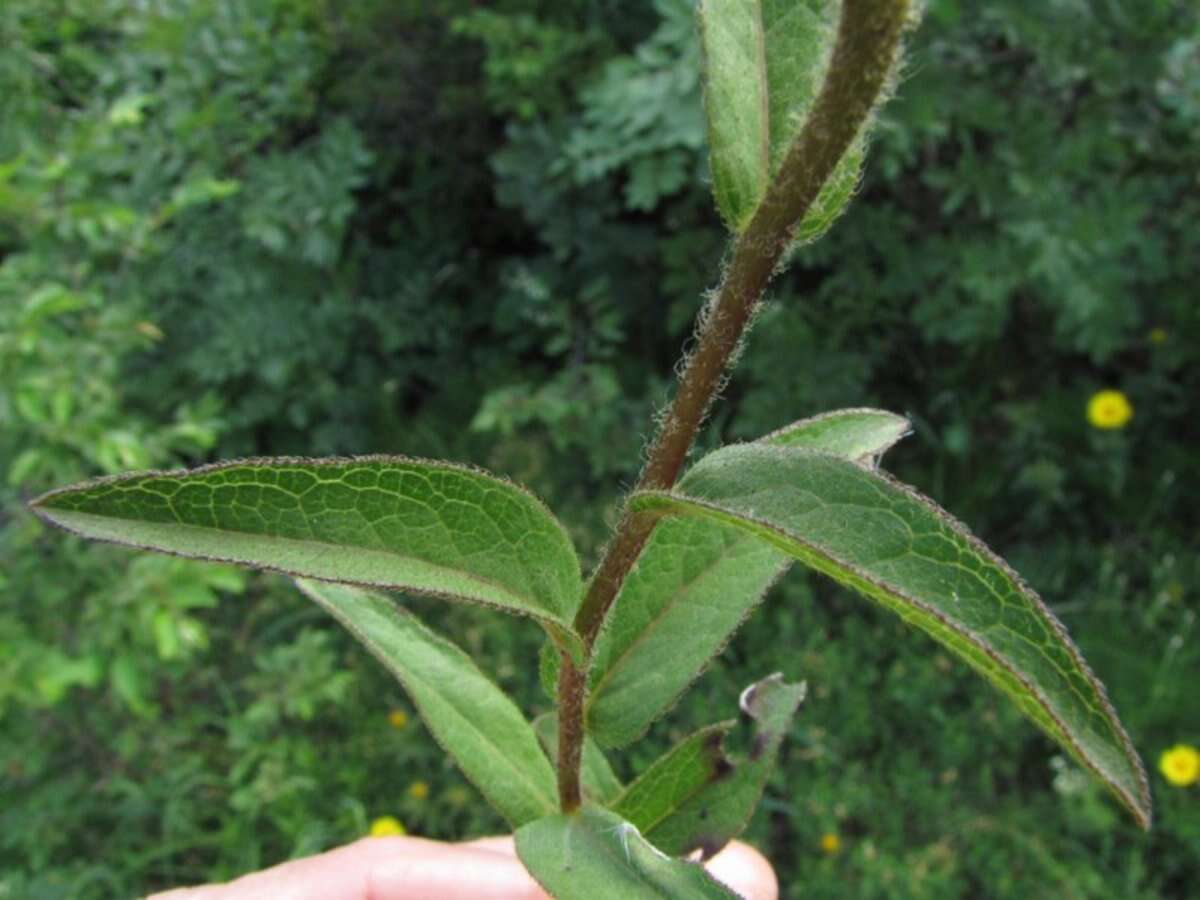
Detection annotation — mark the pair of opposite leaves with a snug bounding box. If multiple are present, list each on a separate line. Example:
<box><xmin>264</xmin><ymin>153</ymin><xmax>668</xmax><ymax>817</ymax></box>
<box><xmin>30</xmin><ymin>407</ymin><xmax>1150</xmax><ymax>840</ymax></box>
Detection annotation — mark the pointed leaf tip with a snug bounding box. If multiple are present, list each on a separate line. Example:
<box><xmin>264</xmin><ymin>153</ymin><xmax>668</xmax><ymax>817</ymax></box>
<box><xmin>585</xmin><ymin>408</ymin><xmax>907</xmax><ymax>748</ymax></box>
<box><xmin>631</xmin><ymin>444</ymin><xmax>1151</xmax><ymax>828</ymax></box>
<box><xmin>761</xmin><ymin>407</ymin><xmax>911</xmax><ymax>464</ymax></box>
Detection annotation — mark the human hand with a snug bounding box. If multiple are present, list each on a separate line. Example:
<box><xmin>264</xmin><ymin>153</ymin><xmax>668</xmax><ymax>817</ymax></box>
<box><xmin>147</xmin><ymin>834</ymin><xmax>777</xmax><ymax>900</ymax></box>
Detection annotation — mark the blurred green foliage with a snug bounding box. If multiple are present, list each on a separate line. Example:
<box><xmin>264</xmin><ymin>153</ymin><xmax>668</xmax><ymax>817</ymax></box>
<box><xmin>1</xmin><ymin>0</ymin><xmax>1197</xmax><ymax>896</ymax></box>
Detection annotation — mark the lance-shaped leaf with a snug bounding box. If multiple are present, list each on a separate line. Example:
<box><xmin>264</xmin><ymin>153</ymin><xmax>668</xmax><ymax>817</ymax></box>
<box><xmin>585</xmin><ymin>409</ymin><xmax>908</xmax><ymax>747</ymax></box>
<box><xmin>296</xmin><ymin>579</ymin><xmax>556</xmax><ymax>826</ymax></box>
<box><xmin>631</xmin><ymin>444</ymin><xmax>1152</xmax><ymax>828</ymax></box>
<box><xmin>586</xmin><ymin>518</ymin><xmax>788</xmax><ymax>747</ymax></box>
<box><xmin>533</xmin><ymin>713</ymin><xmax>624</xmax><ymax>805</ymax></box>
<box><xmin>515</xmin><ymin>806</ymin><xmax>737</xmax><ymax>900</ymax></box>
<box><xmin>614</xmin><ymin>676</ymin><xmax>805</xmax><ymax>859</ymax></box>
<box><xmin>30</xmin><ymin>457</ymin><xmax>584</xmax><ymax>661</ymax></box>
<box><xmin>698</xmin><ymin>0</ymin><xmax>860</xmax><ymax>237</ymax></box>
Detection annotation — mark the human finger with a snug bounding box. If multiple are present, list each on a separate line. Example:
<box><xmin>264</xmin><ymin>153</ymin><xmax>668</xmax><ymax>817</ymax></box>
<box><xmin>146</xmin><ymin>837</ymin><xmax>540</xmax><ymax>900</ymax></box>
<box><xmin>366</xmin><ymin>838</ymin><xmax>548</xmax><ymax>900</ymax></box>
<box><xmin>704</xmin><ymin>840</ymin><xmax>779</xmax><ymax>900</ymax></box>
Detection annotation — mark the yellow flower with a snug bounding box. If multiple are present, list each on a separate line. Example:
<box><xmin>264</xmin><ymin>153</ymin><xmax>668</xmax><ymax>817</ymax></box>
<box><xmin>408</xmin><ymin>780</ymin><xmax>430</xmax><ymax>800</ymax></box>
<box><xmin>1148</xmin><ymin>327</ymin><xmax>1168</xmax><ymax>345</ymax></box>
<box><xmin>388</xmin><ymin>709</ymin><xmax>408</xmax><ymax>729</ymax></box>
<box><xmin>819</xmin><ymin>832</ymin><xmax>841</xmax><ymax>855</ymax></box>
<box><xmin>1086</xmin><ymin>390</ymin><xmax>1133</xmax><ymax>430</ymax></box>
<box><xmin>369</xmin><ymin>815</ymin><xmax>406</xmax><ymax>837</ymax></box>
<box><xmin>1159</xmin><ymin>744</ymin><xmax>1199</xmax><ymax>787</ymax></box>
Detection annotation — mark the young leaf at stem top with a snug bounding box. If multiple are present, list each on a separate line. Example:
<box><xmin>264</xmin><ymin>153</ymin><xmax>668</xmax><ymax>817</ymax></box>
<box><xmin>29</xmin><ymin>456</ymin><xmax>585</xmax><ymax>661</ymax></box>
<box><xmin>699</xmin><ymin>0</ymin><xmax>863</xmax><ymax>238</ymax></box>
<box><xmin>630</xmin><ymin>443</ymin><xmax>1152</xmax><ymax>828</ymax></box>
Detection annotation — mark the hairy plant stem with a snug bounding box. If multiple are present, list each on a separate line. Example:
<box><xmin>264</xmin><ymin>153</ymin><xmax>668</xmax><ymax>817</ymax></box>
<box><xmin>556</xmin><ymin>0</ymin><xmax>912</xmax><ymax>813</ymax></box>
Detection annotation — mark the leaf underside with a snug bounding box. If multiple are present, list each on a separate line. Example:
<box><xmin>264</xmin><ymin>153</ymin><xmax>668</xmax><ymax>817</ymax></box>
<box><xmin>762</xmin><ymin>406</ymin><xmax>909</xmax><ymax>460</ymax></box>
<box><xmin>631</xmin><ymin>443</ymin><xmax>1151</xmax><ymax>828</ymax></box>
<box><xmin>296</xmin><ymin>579</ymin><xmax>557</xmax><ymax>827</ymax></box>
<box><xmin>515</xmin><ymin>806</ymin><xmax>738</xmax><ymax>900</ymax></box>
<box><xmin>586</xmin><ymin>409</ymin><xmax>909</xmax><ymax>747</ymax></box>
<box><xmin>698</xmin><ymin>0</ymin><xmax>857</xmax><ymax>236</ymax></box>
<box><xmin>30</xmin><ymin>456</ymin><xmax>585</xmax><ymax>661</ymax></box>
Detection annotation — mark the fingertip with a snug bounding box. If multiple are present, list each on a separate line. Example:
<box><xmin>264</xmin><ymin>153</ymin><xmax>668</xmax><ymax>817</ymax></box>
<box><xmin>705</xmin><ymin>841</ymin><xmax>778</xmax><ymax>900</ymax></box>
<box><xmin>458</xmin><ymin>835</ymin><xmax>518</xmax><ymax>856</ymax></box>
<box><xmin>367</xmin><ymin>842</ymin><xmax>548</xmax><ymax>900</ymax></box>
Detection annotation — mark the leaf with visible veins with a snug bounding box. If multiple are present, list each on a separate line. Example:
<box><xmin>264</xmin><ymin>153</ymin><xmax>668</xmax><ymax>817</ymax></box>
<box><xmin>30</xmin><ymin>456</ymin><xmax>585</xmax><ymax>661</ymax></box>
<box><xmin>585</xmin><ymin>409</ymin><xmax>908</xmax><ymax>747</ymax></box>
<box><xmin>631</xmin><ymin>443</ymin><xmax>1152</xmax><ymax>828</ymax></box>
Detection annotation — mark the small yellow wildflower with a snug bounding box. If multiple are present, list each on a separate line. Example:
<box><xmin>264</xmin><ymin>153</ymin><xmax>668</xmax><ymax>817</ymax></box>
<box><xmin>1148</xmin><ymin>327</ymin><xmax>1168</xmax><ymax>345</ymax></box>
<box><xmin>369</xmin><ymin>815</ymin><xmax>406</xmax><ymax>837</ymax></box>
<box><xmin>408</xmin><ymin>780</ymin><xmax>430</xmax><ymax>800</ymax></box>
<box><xmin>1159</xmin><ymin>744</ymin><xmax>1199</xmax><ymax>787</ymax></box>
<box><xmin>1086</xmin><ymin>390</ymin><xmax>1133</xmax><ymax>430</ymax></box>
<box><xmin>819</xmin><ymin>832</ymin><xmax>841</xmax><ymax>855</ymax></box>
<box><xmin>388</xmin><ymin>709</ymin><xmax>408</xmax><ymax>729</ymax></box>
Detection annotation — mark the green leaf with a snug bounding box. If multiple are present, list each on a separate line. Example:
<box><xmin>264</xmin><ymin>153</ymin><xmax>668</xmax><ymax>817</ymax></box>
<box><xmin>762</xmin><ymin>407</ymin><xmax>910</xmax><ymax>461</ymax></box>
<box><xmin>586</xmin><ymin>518</ymin><xmax>788</xmax><ymax>747</ymax></box>
<box><xmin>631</xmin><ymin>444</ymin><xmax>1152</xmax><ymax>828</ymax></box>
<box><xmin>515</xmin><ymin>806</ymin><xmax>738</xmax><ymax>900</ymax></box>
<box><xmin>612</xmin><ymin>724</ymin><xmax>732</xmax><ymax>841</ymax></box>
<box><xmin>533</xmin><ymin>713</ymin><xmax>624</xmax><ymax>805</ymax></box>
<box><xmin>584</xmin><ymin>409</ymin><xmax>908</xmax><ymax>747</ymax></box>
<box><xmin>698</xmin><ymin>0</ymin><xmax>855</xmax><ymax>234</ymax></box>
<box><xmin>791</xmin><ymin>138</ymin><xmax>863</xmax><ymax>245</ymax></box>
<box><xmin>538</xmin><ymin>639</ymin><xmax>560</xmax><ymax>701</ymax></box>
<box><xmin>295</xmin><ymin>579</ymin><xmax>557</xmax><ymax>826</ymax></box>
<box><xmin>30</xmin><ymin>457</ymin><xmax>584</xmax><ymax>661</ymax></box>
<box><xmin>614</xmin><ymin>675</ymin><xmax>804</xmax><ymax>859</ymax></box>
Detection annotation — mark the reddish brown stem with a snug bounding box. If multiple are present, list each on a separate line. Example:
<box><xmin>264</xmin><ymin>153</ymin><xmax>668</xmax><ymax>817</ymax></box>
<box><xmin>556</xmin><ymin>0</ymin><xmax>912</xmax><ymax>813</ymax></box>
<box><xmin>555</xmin><ymin>653</ymin><xmax>587</xmax><ymax>811</ymax></box>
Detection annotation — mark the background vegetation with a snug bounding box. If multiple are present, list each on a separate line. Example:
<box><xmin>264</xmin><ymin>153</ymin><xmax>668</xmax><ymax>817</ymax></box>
<box><xmin>2</xmin><ymin>0</ymin><xmax>1197</xmax><ymax>896</ymax></box>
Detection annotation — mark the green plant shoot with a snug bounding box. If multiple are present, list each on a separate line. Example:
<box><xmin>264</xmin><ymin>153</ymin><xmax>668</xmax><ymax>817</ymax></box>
<box><xmin>29</xmin><ymin>1</ymin><xmax>1151</xmax><ymax>896</ymax></box>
